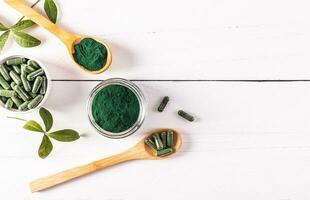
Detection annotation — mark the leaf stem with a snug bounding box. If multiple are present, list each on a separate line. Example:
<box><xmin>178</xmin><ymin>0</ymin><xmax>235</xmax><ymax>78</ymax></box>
<box><xmin>7</xmin><ymin>116</ymin><xmax>27</xmax><ymax>122</ymax></box>
<box><xmin>17</xmin><ymin>0</ymin><xmax>42</xmax><ymax>23</ymax></box>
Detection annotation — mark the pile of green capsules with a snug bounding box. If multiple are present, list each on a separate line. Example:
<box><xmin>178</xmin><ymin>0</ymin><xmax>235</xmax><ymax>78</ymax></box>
<box><xmin>145</xmin><ymin>130</ymin><xmax>175</xmax><ymax>157</ymax></box>
<box><xmin>0</xmin><ymin>57</ymin><xmax>47</xmax><ymax>111</ymax></box>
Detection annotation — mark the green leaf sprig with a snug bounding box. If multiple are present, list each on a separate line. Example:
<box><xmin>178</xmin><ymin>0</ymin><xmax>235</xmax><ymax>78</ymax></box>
<box><xmin>0</xmin><ymin>0</ymin><xmax>58</xmax><ymax>53</ymax></box>
<box><xmin>9</xmin><ymin>107</ymin><xmax>80</xmax><ymax>159</ymax></box>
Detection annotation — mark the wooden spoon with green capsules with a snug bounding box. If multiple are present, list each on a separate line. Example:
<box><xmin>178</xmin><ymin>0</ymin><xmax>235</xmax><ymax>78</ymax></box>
<box><xmin>29</xmin><ymin>128</ymin><xmax>182</xmax><ymax>192</ymax></box>
<box><xmin>4</xmin><ymin>0</ymin><xmax>112</xmax><ymax>74</ymax></box>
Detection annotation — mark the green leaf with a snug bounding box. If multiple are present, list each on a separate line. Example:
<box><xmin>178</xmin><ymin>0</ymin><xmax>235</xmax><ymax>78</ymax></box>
<box><xmin>0</xmin><ymin>31</ymin><xmax>10</xmax><ymax>52</ymax></box>
<box><xmin>47</xmin><ymin>129</ymin><xmax>80</xmax><ymax>142</ymax></box>
<box><xmin>0</xmin><ymin>22</ymin><xmax>8</xmax><ymax>31</ymax></box>
<box><xmin>44</xmin><ymin>0</ymin><xmax>58</xmax><ymax>23</ymax></box>
<box><xmin>38</xmin><ymin>135</ymin><xmax>53</xmax><ymax>159</ymax></box>
<box><xmin>23</xmin><ymin>120</ymin><xmax>44</xmax><ymax>132</ymax></box>
<box><xmin>39</xmin><ymin>107</ymin><xmax>53</xmax><ymax>132</ymax></box>
<box><xmin>10</xmin><ymin>20</ymin><xmax>35</xmax><ymax>31</ymax></box>
<box><xmin>12</xmin><ymin>31</ymin><xmax>41</xmax><ymax>48</ymax></box>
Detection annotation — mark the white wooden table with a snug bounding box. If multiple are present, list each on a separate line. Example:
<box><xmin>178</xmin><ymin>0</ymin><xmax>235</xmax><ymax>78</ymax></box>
<box><xmin>1</xmin><ymin>0</ymin><xmax>310</xmax><ymax>199</ymax></box>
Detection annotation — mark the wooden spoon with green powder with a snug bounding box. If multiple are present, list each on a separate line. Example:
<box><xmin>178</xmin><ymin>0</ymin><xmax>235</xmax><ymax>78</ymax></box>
<box><xmin>29</xmin><ymin>129</ymin><xmax>183</xmax><ymax>192</ymax></box>
<box><xmin>4</xmin><ymin>0</ymin><xmax>112</xmax><ymax>74</ymax></box>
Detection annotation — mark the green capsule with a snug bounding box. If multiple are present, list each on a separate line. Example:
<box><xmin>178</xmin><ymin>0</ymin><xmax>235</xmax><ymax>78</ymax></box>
<box><xmin>27</xmin><ymin>60</ymin><xmax>40</xmax><ymax>69</ymax></box>
<box><xmin>153</xmin><ymin>133</ymin><xmax>164</xmax><ymax>150</ymax></box>
<box><xmin>27</xmin><ymin>69</ymin><xmax>44</xmax><ymax>81</ymax></box>
<box><xmin>21</xmin><ymin>74</ymin><xmax>31</xmax><ymax>92</ymax></box>
<box><xmin>6</xmin><ymin>57</ymin><xmax>26</xmax><ymax>66</ymax></box>
<box><xmin>26</xmin><ymin>65</ymin><xmax>36</xmax><ymax>72</ymax></box>
<box><xmin>32</xmin><ymin>76</ymin><xmax>43</xmax><ymax>94</ymax></box>
<box><xmin>11</xmin><ymin>96</ymin><xmax>22</xmax><ymax>107</ymax></box>
<box><xmin>178</xmin><ymin>110</ymin><xmax>194</xmax><ymax>122</ymax></box>
<box><xmin>3</xmin><ymin>64</ymin><xmax>11</xmax><ymax>71</ymax></box>
<box><xmin>12</xmin><ymin>65</ymin><xmax>21</xmax><ymax>74</ymax></box>
<box><xmin>13</xmin><ymin>85</ymin><xmax>30</xmax><ymax>101</ymax></box>
<box><xmin>5</xmin><ymin>98</ymin><xmax>13</xmax><ymax>109</ymax></box>
<box><xmin>0</xmin><ymin>90</ymin><xmax>16</xmax><ymax>98</ymax></box>
<box><xmin>27</xmin><ymin>95</ymin><xmax>43</xmax><ymax>109</ymax></box>
<box><xmin>10</xmin><ymin>82</ymin><xmax>16</xmax><ymax>89</ymax></box>
<box><xmin>0</xmin><ymin>86</ymin><xmax>8</xmax><ymax>104</ymax></box>
<box><xmin>0</xmin><ymin>96</ymin><xmax>7</xmax><ymax>104</ymax></box>
<box><xmin>0</xmin><ymin>74</ymin><xmax>10</xmax><ymax>89</ymax></box>
<box><xmin>21</xmin><ymin>64</ymin><xmax>26</xmax><ymax>75</ymax></box>
<box><xmin>21</xmin><ymin>64</ymin><xmax>32</xmax><ymax>74</ymax></box>
<box><xmin>145</xmin><ymin>138</ymin><xmax>157</xmax><ymax>150</ymax></box>
<box><xmin>18</xmin><ymin>101</ymin><xmax>29</xmax><ymax>111</ymax></box>
<box><xmin>167</xmin><ymin>130</ymin><xmax>174</xmax><ymax>148</ymax></box>
<box><xmin>28</xmin><ymin>92</ymin><xmax>37</xmax><ymax>98</ymax></box>
<box><xmin>22</xmin><ymin>64</ymin><xmax>36</xmax><ymax>73</ymax></box>
<box><xmin>157</xmin><ymin>96</ymin><xmax>169</xmax><ymax>112</ymax></box>
<box><xmin>156</xmin><ymin>148</ymin><xmax>173</xmax><ymax>157</ymax></box>
<box><xmin>40</xmin><ymin>76</ymin><xmax>47</xmax><ymax>95</ymax></box>
<box><xmin>9</xmin><ymin>71</ymin><xmax>22</xmax><ymax>85</ymax></box>
<box><xmin>0</xmin><ymin>64</ymin><xmax>11</xmax><ymax>81</ymax></box>
<box><xmin>160</xmin><ymin>132</ymin><xmax>167</xmax><ymax>148</ymax></box>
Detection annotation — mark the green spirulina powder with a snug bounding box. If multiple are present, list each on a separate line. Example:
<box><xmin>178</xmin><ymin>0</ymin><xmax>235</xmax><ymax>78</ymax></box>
<box><xmin>73</xmin><ymin>38</ymin><xmax>108</xmax><ymax>71</ymax></box>
<box><xmin>92</xmin><ymin>84</ymin><xmax>140</xmax><ymax>133</ymax></box>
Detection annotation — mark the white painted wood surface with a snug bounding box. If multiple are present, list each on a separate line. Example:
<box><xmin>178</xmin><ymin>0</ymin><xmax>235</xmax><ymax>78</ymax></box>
<box><xmin>1</xmin><ymin>0</ymin><xmax>310</xmax><ymax>199</ymax></box>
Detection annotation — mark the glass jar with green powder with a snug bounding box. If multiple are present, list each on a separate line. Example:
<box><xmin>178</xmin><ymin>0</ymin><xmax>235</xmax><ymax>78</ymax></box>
<box><xmin>87</xmin><ymin>78</ymin><xmax>146</xmax><ymax>139</ymax></box>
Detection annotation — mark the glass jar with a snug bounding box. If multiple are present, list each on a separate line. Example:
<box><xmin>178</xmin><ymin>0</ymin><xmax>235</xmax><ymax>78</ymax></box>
<box><xmin>87</xmin><ymin>78</ymin><xmax>146</xmax><ymax>139</ymax></box>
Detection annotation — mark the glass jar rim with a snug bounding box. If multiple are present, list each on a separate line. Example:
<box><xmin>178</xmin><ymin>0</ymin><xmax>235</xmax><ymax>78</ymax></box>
<box><xmin>87</xmin><ymin>78</ymin><xmax>146</xmax><ymax>139</ymax></box>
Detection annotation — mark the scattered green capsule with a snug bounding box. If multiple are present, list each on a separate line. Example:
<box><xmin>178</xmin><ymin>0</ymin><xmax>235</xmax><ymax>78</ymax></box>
<box><xmin>156</xmin><ymin>148</ymin><xmax>173</xmax><ymax>157</ymax></box>
<box><xmin>13</xmin><ymin>85</ymin><xmax>30</xmax><ymax>101</ymax></box>
<box><xmin>9</xmin><ymin>71</ymin><xmax>22</xmax><ymax>85</ymax></box>
<box><xmin>145</xmin><ymin>138</ymin><xmax>157</xmax><ymax>150</ymax></box>
<box><xmin>12</xmin><ymin>65</ymin><xmax>21</xmax><ymax>74</ymax></box>
<box><xmin>157</xmin><ymin>96</ymin><xmax>169</xmax><ymax>112</ymax></box>
<box><xmin>0</xmin><ymin>74</ymin><xmax>10</xmax><ymax>89</ymax></box>
<box><xmin>27</xmin><ymin>95</ymin><xmax>43</xmax><ymax>109</ymax></box>
<box><xmin>11</xmin><ymin>96</ymin><xmax>22</xmax><ymax>107</ymax></box>
<box><xmin>167</xmin><ymin>130</ymin><xmax>174</xmax><ymax>148</ymax></box>
<box><xmin>153</xmin><ymin>133</ymin><xmax>164</xmax><ymax>150</ymax></box>
<box><xmin>6</xmin><ymin>57</ymin><xmax>26</xmax><ymax>65</ymax></box>
<box><xmin>27</xmin><ymin>69</ymin><xmax>44</xmax><ymax>81</ymax></box>
<box><xmin>5</xmin><ymin>98</ymin><xmax>13</xmax><ymax>109</ymax></box>
<box><xmin>32</xmin><ymin>76</ymin><xmax>43</xmax><ymax>94</ymax></box>
<box><xmin>21</xmin><ymin>74</ymin><xmax>31</xmax><ymax>92</ymax></box>
<box><xmin>40</xmin><ymin>76</ymin><xmax>47</xmax><ymax>94</ymax></box>
<box><xmin>0</xmin><ymin>64</ymin><xmax>11</xmax><ymax>81</ymax></box>
<box><xmin>178</xmin><ymin>110</ymin><xmax>194</xmax><ymax>122</ymax></box>
<box><xmin>0</xmin><ymin>90</ymin><xmax>16</xmax><ymax>98</ymax></box>
<box><xmin>160</xmin><ymin>131</ymin><xmax>167</xmax><ymax>148</ymax></box>
<box><xmin>27</xmin><ymin>60</ymin><xmax>40</xmax><ymax>69</ymax></box>
<box><xmin>18</xmin><ymin>101</ymin><xmax>29</xmax><ymax>111</ymax></box>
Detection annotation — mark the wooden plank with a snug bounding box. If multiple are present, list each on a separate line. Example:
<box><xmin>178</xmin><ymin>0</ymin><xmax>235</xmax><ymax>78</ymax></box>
<box><xmin>0</xmin><ymin>81</ymin><xmax>310</xmax><ymax>199</ymax></box>
<box><xmin>1</xmin><ymin>0</ymin><xmax>310</xmax><ymax>79</ymax></box>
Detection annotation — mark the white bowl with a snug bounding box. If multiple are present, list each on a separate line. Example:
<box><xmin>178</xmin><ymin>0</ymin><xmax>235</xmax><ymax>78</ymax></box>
<box><xmin>0</xmin><ymin>55</ymin><xmax>52</xmax><ymax>114</ymax></box>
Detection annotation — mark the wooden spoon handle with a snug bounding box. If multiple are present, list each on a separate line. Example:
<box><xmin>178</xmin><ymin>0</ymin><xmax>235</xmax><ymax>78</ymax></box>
<box><xmin>4</xmin><ymin>0</ymin><xmax>77</xmax><ymax>44</ymax></box>
<box><xmin>29</xmin><ymin>149</ymin><xmax>140</xmax><ymax>192</ymax></box>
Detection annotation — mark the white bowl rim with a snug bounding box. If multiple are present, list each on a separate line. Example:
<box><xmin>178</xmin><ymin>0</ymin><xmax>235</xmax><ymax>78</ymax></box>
<box><xmin>0</xmin><ymin>54</ymin><xmax>52</xmax><ymax>114</ymax></box>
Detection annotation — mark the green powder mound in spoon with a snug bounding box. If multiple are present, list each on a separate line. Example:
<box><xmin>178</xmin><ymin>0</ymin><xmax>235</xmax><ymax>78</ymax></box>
<box><xmin>91</xmin><ymin>84</ymin><xmax>140</xmax><ymax>133</ymax></box>
<box><xmin>73</xmin><ymin>38</ymin><xmax>107</xmax><ymax>71</ymax></box>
